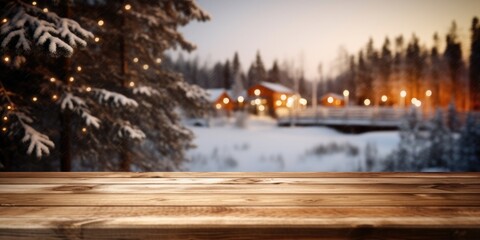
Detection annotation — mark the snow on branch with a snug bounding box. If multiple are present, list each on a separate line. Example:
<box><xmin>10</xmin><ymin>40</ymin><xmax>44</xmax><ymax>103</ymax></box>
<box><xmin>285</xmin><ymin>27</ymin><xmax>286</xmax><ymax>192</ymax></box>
<box><xmin>132</xmin><ymin>86</ymin><xmax>160</xmax><ymax>97</ymax></box>
<box><xmin>21</xmin><ymin>124</ymin><xmax>54</xmax><ymax>158</ymax></box>
<box><xmin>118</xmin><ymin>124</ymin><xmax>146</xmax><ymax>140</ymax></box>
<box><xmin>60</xmin><ymin>92</ymin><xmax>101</xmax><ymax>128</ymax></box>
<box><xmin>93</xmin><ymin>89</ymin><xmax>138</xmax><ymax>107</ymax></box>
<box><xmin>81</xmin><ymin>110</ymin><xmax>101</xmax><ymax>129</ymax></box>
<box><xmin>61</xmin><ymin>92</ymin><xmax>86</xmax><ymax>110</ymax></box>
<box><xmin>13</xmin><ymin>111</ymin><xmax>54</xmax><ymax>158</ymax></box>
<box><xmin>1</xmin><ymin>2</ymin><xmax>93</xmax><ymax>56</ymax></box>
<box><xmin>175</xmin><ymin>81</ymin><xmax>208</xmax><ymax>100</ymax></box>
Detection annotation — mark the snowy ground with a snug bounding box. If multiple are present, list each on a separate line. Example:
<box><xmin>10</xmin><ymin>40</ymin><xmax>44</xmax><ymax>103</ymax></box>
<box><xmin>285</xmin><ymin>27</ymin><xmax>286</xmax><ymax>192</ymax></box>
<box><xmin>184</xmin><ymin>116</ymin><xmax>400</xmax><ymax>171</ymax></box>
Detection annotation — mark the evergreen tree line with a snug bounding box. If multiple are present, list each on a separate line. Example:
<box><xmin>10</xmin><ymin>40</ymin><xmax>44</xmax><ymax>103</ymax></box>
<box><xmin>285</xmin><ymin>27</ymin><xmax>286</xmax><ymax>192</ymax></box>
<box><xmin>376</xmin><ymin>106</ymin><xmax>480</xmax><ymax>171</ymax></box>
<box><xmin>165</xmin><ymin>51</ymin><xmax>310</xmax><ymax>98</ymax></box>
<box><xmin>325</xmin><ymin>18</ymin><xmax>480</xmax><ymax>111</ymax></box>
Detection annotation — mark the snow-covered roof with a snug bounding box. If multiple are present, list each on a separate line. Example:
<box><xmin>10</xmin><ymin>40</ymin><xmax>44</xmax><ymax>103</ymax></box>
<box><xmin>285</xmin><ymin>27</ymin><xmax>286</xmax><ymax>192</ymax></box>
<box><xmin>205</xmin><ymin>88</ymin><xmax>230</xmax><ymax>102</ymax></box>
<box><xmin>258</xmin><ymin>82</ymin><xmax>294</xmax><ymax>93</ymax></box>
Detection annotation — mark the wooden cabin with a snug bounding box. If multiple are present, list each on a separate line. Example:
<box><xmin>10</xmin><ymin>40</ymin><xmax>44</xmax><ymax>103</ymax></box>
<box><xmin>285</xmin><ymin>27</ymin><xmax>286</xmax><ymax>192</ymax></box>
<box><xmin>206</xmin><ymin>89</ymin><xmax>234</xmax><ymax>115</ymax></box>
<box><xmin>321</xmin><ymin>93</ymin><xmax>345</xmax><ymax>107</ymax></box>
<box><xmin>247</xmin><ymin>82</ymin><xmax>295</xmax><ymax>116</ymax></box>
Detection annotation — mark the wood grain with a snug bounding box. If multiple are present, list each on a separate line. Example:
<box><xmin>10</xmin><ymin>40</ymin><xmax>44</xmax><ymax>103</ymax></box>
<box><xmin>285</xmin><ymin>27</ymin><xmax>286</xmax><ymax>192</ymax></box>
<box><xmin>1</xmin><ymin>183</ymin><xmax>479</xmax><ymax>194</ymax></box>
<box><xmin>0</xmin><ymin>172</ymin><xmax>479</xmax><ymax>239</ymax></box>
<box><xmin>1</xmin><ymin>177</ymin><xmax>479</xmax><ymax>184</ymax></box>
<box><xmin>1</xmin><ymin>172</ymin><xmax>480</xmax><ymax>178</ymax></box>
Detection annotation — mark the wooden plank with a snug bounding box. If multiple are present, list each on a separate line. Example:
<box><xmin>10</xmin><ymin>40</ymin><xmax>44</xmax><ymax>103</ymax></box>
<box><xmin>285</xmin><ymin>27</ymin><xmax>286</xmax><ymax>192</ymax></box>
<box><xmin>1</xmin><ymin>172</ymin><xmax>479</xmax><ymax>178</ymax></box>
<box><xmin>1</xmin><ymin>193</ymin><xmax>480</xmax><ymax>206</ymax></box>
<box><xmin>1</xmin><ymin>206</ymin><xmax>480</xmax><ymax>225</ymax></box>
<box><xmin>2</xmin><ymin>227</ymin><xmax>479</xmax><ymax>240</ymax></box>
<box><xmin>1</xmin><ymin>183</ymin><xmax>479</xmax><ymax>194</ymax></box>
<box><xmin>2</xmin><ymin>207</ymin><xmax>480</xmax><ymax>239</ymax></box>
<box><xmin>1</xmin><ymin>177</ymin><xmax>479</xmax><ymax>185</ymax></box>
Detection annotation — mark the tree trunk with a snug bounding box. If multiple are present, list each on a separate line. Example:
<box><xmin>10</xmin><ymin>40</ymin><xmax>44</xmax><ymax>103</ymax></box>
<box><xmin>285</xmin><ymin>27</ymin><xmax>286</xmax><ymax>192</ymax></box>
<box><xmin>119</xmin><ymin>1</ymin><xmax>131</xmax><ymax>171</ymax></box>
<box><xmin>59</xmin><ymin>1</ymin><xmax>72</xmax><ymax>172</ymax></box>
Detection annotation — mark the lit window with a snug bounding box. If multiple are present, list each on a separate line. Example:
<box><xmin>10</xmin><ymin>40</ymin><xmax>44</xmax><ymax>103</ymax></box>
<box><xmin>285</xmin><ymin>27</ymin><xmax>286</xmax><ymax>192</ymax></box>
<box><xmin>223</xmin><ymin>97</ymin><xmax>230</xmax><ymax>104</ymax></box>
<box><xmin>299</xmin><ymin>98</ymin><xmax>307</xmax><ymax>106</ymax></box>
<box><xmin>254</xmin><ymin>89</ymin><xmax>261</xmax><ymax>96</ymax></box>
<box><xmin>381</xmin><ymin>95</ymin><xmax>388</xmax><ymax>102</ymax></box>
<box><xmin>425</xmin><ymin>90</ymin><xmax>432</xmax><ymax>97</ymax></box>
<box><xmin>327</xmin><ymin>96</ymin><xmax>334</xmax><ymax>104</ymax></box>
<box><xmin>364</xmin><ymin>99</ymin><xmax>371</xmax><ymax>106</ymax></box>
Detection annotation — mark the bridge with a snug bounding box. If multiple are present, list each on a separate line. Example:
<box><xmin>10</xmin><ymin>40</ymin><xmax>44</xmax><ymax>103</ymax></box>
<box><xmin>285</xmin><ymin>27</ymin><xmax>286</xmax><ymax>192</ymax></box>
<box><xmin>277</xmin><ymin>106</ymin><xmax>479</xmax><ymax>132</ymax></box>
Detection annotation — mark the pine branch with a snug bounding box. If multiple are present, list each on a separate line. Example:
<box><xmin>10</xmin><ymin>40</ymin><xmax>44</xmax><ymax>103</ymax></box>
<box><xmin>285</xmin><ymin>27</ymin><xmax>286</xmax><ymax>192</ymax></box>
<box><xmin>0</xmin><ymin>1</ymin><xmax>93</xmax><ymax>56</ymax></box>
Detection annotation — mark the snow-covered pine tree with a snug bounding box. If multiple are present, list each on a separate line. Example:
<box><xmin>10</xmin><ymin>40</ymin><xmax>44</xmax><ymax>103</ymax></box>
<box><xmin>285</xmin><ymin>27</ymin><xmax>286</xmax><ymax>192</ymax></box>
<box><xmin>0</xmin><ymin>0</ymin><xmax>94</xmax><ymax>169</ymax></box>
<box><xmin>456</xmin><ymin>113</ymin><xmax>480</xmax><ymax>171</ymax></box>
<box><xmin>69</xmin><ymin>0</ymin><xmax>210</xmax><ymax>171</ymax></box>
<box><xmin>421</xmin><ymin>109</ymin><xmax>452</xmax><ymax>170</ymax></box>
<box><xmin>383</xmin><ymin>107</ymin><xmax>423</xmax><ymax>171</ymax></box>
<box><xmin>447</xmin><ymin>102</ymin><xmax>460</xmax><ymax>132</ymax></box>
<box><xmin>0</xmin><ymin>0</ymin><xmax>210</xmax><ymax>171</ymax></box>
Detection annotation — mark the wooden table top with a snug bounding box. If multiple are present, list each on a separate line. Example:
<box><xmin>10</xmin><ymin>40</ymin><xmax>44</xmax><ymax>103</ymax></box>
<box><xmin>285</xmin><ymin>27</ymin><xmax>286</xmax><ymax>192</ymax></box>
<box><xmin>0</xmin><ymin>172</ymin><xmax>479</xmax><ymax>239</ymax></box>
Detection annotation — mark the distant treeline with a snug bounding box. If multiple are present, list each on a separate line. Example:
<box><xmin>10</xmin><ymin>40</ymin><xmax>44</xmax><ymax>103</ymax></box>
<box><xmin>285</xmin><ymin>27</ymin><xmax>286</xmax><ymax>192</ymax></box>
<box><xmin>163</xmin><ymin>51</ymin><xmax>309</xmax><ymax>96</ymax></box>
<box><xmin>320</xmin><ymin>18</ymin><xmax>480</xmax><ymax>111</ymax></box>
<box><xmin>166</xmin><ymin>17</ymin><xmax>480</xmax><ymax>111</ymax></box>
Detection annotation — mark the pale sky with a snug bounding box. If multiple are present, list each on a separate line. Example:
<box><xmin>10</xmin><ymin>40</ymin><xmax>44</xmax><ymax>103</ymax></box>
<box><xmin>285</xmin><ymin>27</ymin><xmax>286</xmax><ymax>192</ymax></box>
<box><xmin>176</xmin><ymin>0</ymin><xmax>480</xmax><ymax>79</ymax></box>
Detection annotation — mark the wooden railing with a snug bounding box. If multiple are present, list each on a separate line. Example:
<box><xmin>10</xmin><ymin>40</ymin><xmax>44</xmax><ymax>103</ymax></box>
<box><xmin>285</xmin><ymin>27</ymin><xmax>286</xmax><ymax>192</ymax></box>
<box><xmin>0</xmin><ymin>172</ymin><xmax>479</xmax><ymax>239</ymax></box>
<box><xmin>278</xmin><ymin>106</ymin><xmax>480</xmax><ymax>127</ymax></box>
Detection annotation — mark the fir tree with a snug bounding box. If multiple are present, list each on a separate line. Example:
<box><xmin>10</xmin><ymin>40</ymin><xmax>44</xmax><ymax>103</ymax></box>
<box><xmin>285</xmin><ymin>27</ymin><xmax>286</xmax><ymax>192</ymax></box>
<box><xmin>223</xmin><ymin>60</ymin><xmax>231</xmax><ymax>89</ymax></box>
<box><xmin>0</xmin><ymin>0</ymin><xmax>210</xmax><ymax>171</ymax></box>
<box><xmin>267</xmin><ymin>60</ymin><xmax>281</xmax><ymax>83</ymax></box>
<box><xmin>456</xmin><ymin>113</ymin><xmax>480</xmax><ymax>171</ymax></box>
<box><xmin>379</xmin><ymin>37</ymin><xmax>392</xmax><ymax>102</ymax></box>
<box><xmin>470</xmin><ymin>17</ymin><xmax>480</xmax><ymax>110</ymax></box>
<box><xmin>430</xmin><ymin>33</ymin><xmax>442</xmax><ymax>107</ymax></box>
<box><xmin>247</xmin><ymin>51</ymin><xmax>267</xmax><ymax>87</ymax></box>
<box><xmin>422</xmin><ymin>109</ymin><xmax>451</xmax><ymax>170</ymax></box>
<box><xmin>444</xmin><ymin>21</ymin><xmax>463</xmax><ymax>103</ymax></box>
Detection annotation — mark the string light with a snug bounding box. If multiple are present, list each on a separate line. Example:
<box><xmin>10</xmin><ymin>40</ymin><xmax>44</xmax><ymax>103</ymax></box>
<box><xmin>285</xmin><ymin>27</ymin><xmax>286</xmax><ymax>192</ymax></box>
<box><xmin>133</xmin><ymin>57</ymin><xmax>138</xmax><ymax>63</ymax></box>
<box><xmin>94</xmin><ymin>37</ymin><xmax>100</xmax><ymax>42</ymax></box>
<box><xmin>1</xmin><ymin>127</ymin><xmax>6</xmax><ymax>132</ymax></box>
<box><xmin>1</xmin><ymin>18</ymin><xmax>7</xmax><ymax>23</ymax></box>
<box><xmin>142</xmin><ymin>64</ymin><xmax>149</xmax><ymax>70</ymax></box>
<box><xmin>52</xmin><ymin>95</ymin><xmax>58</xmax><ymax>100</ymax></box>
<box><xmin>7</xmin><ymin>105</ymin><xmax>12</xmax><ymax>110</ymax></box>
<box><xmin>32</xmin><ymin>1</ymin><xmax>37</xmax><ymax>6</ymax></box>
<box><xmin>43</xmin><ymin>8</ymin><xmax>48</xmax><ymax>13</ymax></box>
<box><xmin>3</xmin><ymin>116</ymin><xmax>7</xmax><ymax>121</ymax></box>
<box><xmin>81</xmin><ymin>127</ymin><xmax>87</xmax><ymax>133</ymax></box>
<box><xmin>69</xmin><ymin>77</ymin><xmax>74</xmax><ymax>82</ymax></box>
<box><xmin>97</xmin><ymin>20</ymin><xmax>104</xmax><ymax>26</ymax></box>
<box><xmin>86</xmin><ymin>87</ymin><xmax>92</xmax><ymax>92</ymax></box>
<box><xmin>3</xmin><ymin>56</ymin><xmax>9</xmax><ymax>63</ymax></box>
<box><xmin>124</xmin><ymin>4</ymin><xmax>132</xmax><ymax>10</ymax></box>
<box><xmin>49</xmin><ymin>77</ymin><xmax>56</xmax><ymax>82</ymax></box>
<box><xmin>155</xmin><ymin>58</ymin><xmax>162</xmax><ymax>64</ymax></box>
<box><xmin>32</xmin><ymin>97</ymin><xmax>38</xmax><ymax>102</ymax></box>
<box><xmin>77</xmin><ymin>66</ymin><xmax>82</xmax><ymax>72</ymax></box>
<box><xmin>129</xmin><ymin>81</ymin><xmax>135</xmax><ymax>87</ymax></box>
